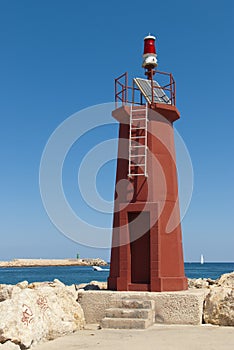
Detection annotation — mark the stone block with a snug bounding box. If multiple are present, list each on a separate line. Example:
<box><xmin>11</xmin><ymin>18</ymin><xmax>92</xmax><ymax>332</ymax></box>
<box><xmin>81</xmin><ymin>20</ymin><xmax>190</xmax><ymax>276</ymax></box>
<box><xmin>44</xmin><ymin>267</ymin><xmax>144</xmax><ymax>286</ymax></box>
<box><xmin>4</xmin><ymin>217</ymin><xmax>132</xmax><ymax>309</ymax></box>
<box><xmin>78</xmin><ymin>289</ymin><xmax>206</xmax><ymax>325</ymax></box>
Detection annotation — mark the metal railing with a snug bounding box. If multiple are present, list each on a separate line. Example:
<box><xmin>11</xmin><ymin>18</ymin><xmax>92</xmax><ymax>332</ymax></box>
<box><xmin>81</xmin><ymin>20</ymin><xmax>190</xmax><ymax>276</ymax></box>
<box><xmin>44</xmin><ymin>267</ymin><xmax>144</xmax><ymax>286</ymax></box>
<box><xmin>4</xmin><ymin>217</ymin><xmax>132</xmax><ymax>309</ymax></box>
<box><xmin>115</xmin><ymin>71</ymin><xmax>176</xmax><ymax>108</ymax></box>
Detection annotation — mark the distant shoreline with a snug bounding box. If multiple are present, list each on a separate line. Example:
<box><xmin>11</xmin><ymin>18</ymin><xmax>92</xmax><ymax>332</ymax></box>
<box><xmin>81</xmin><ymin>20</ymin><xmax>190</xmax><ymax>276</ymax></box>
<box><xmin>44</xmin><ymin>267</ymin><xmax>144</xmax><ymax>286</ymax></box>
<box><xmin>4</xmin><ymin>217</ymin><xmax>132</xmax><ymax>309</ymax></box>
<box><xmin>0</xmin><ymin>258</ymin><xmax>108</xmax><ymax>268</ymax></box>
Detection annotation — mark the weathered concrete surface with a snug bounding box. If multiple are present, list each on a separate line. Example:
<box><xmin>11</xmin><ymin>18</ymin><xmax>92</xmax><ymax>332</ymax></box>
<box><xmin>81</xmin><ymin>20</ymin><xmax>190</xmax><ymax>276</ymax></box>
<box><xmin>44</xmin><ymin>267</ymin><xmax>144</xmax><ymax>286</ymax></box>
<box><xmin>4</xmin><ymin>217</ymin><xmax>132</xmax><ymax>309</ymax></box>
<box><xmin>101</xmin><ymin>299</ymin><xmax>155</xmax><ymax>329</ymax></box>
<box><xmin>101</xmin><ymin>317</ymin><xmax>153</xmax><ymax>329</ymax></box>
<box><xmin>78</xmin><ymin>289</ymin><xmax>206</xmax><ymax>325</ymax></box>
<box><xmin>33</xmin><ymin>324</ymin><xmax>234</xmax><ymax>350</ymax></box>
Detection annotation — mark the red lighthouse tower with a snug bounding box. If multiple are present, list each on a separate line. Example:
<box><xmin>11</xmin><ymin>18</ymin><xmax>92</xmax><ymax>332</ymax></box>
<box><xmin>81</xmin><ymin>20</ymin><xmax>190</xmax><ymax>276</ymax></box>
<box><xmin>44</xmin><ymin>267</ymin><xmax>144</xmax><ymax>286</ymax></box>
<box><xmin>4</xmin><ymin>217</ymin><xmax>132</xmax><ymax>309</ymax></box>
<box><xmin>108</xmin><ymin>35</ymin><xmax>188</xmax><ymax>292</ymax></box>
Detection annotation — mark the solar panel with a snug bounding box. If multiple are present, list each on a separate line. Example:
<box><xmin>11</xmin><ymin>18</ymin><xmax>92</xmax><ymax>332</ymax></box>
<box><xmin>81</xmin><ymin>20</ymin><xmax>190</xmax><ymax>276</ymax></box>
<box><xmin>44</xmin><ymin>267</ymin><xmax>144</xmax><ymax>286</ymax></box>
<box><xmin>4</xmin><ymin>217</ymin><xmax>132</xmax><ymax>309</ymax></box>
<box><xmin>134</xmin><ymin>78</ymin><xmax>171</xmax><ymax>105</ymax></box>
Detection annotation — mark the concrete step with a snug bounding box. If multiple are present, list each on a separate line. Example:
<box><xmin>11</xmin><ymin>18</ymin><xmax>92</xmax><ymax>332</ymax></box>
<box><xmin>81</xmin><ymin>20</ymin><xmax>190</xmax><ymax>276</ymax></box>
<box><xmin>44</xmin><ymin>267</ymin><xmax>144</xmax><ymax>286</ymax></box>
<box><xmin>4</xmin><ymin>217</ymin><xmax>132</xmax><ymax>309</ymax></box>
<box><xmin>105</xmin><ymin>307</ymin><xmax>154</xmax><ymax>320</ymax></box>
<box><xmin>119</xmin><ymin>299</ymin><xmax>155</xmax><ymax>309</ymax></box>
<box><xmin>101</xmin><ymin>317</ymin><xmax>153</xmax><ymax>329</ymax></box>
<box><xmin>101</xmin><ymin>298</ymin><xmax>155</xmax><ymax>329</ymax></box>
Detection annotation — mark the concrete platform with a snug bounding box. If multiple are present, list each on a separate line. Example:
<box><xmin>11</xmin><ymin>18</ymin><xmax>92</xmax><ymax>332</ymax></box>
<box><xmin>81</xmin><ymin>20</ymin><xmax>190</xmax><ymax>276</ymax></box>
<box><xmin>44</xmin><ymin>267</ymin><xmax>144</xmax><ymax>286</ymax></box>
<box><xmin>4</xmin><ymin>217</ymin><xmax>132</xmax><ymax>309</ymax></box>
<box><xmin>78</xmin><ymin>289</ymin><xmax>207</xmax><ymax>325</ymax></box>
<box><xmin>33</xmin><ymin>324</ymin><xmax>234</xmax><ymax>350</ymax></box>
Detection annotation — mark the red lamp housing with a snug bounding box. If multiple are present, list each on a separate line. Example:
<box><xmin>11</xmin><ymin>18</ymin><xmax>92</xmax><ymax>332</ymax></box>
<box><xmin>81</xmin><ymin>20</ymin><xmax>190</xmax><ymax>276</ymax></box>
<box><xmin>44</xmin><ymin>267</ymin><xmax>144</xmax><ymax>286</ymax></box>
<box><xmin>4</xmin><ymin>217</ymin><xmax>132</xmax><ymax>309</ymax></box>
<box><xmin>142</xmin><ymin>34</ymin><xmax>158</xmax><ymax>70</ymax></box>
<box><xmin>143</xmin><ymin>35</ymin><xmax>156</xmax><ymax>55</ymax></box>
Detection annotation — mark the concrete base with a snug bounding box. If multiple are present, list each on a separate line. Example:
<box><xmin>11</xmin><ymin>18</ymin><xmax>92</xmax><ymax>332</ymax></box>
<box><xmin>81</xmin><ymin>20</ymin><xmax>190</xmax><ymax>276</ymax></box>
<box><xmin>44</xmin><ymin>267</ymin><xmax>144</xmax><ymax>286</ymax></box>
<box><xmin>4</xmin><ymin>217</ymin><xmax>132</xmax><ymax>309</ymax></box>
<box><xmin>78</xmin><ymin>289</ymin><xmax>206</xmax><ymax>325</ymax></box>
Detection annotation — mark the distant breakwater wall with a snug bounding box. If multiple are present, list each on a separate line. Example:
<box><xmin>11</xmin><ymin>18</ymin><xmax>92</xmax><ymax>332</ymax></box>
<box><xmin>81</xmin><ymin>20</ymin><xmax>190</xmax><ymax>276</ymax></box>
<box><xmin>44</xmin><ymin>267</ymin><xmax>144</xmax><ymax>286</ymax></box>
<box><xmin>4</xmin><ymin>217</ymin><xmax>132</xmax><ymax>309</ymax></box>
<box><xmin>0</xmin><ymin>258</ymin><xmax>108</xmax><ymax>268</ymax></box>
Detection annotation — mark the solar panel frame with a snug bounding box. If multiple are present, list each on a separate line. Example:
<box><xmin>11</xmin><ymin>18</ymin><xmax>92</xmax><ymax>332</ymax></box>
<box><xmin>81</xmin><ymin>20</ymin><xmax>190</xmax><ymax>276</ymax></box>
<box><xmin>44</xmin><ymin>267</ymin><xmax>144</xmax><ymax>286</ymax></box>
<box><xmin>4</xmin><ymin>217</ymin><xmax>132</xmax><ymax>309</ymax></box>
<box><xmin>134</xmin><ymin>78</ymin><xmax>171</xmax><ymax>105</ymax></box>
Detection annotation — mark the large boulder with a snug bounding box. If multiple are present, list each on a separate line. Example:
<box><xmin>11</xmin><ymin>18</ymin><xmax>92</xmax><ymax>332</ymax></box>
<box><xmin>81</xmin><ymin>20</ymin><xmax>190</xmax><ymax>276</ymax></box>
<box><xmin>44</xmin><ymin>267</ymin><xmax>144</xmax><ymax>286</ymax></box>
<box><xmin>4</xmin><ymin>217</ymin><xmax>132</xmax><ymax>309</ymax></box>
<box><xmin>0</xmin><ymin>281</ymin><xmax>85</xmax><ymax>348</ymax></box>
<box><xmin>203</xmin><ymin>286</ymin><xmax>234</xmax><ymax>326</ymax></box>
<box><xmin>188</xmin><ymin>278</ymin><xmax>209</xmax><ymax>289</ymax></box>
<box><xmin>76</xmin><ymin>280</ymin><xmax>107</xmax><ymax>290</ymax></box>
<box><xmin>0</xmin><ymin>341</ymin><xmax>21</xmax><ymax>349</ymax></box>
<box><xmin>218</xmin><ymin>271</ymin><xmax>234</xmax><ymax>288</ymax></box>
<box><xmin>0</xmin><ymin>284</ymin><xmax>14</xmax><ymax>302</ymax></box>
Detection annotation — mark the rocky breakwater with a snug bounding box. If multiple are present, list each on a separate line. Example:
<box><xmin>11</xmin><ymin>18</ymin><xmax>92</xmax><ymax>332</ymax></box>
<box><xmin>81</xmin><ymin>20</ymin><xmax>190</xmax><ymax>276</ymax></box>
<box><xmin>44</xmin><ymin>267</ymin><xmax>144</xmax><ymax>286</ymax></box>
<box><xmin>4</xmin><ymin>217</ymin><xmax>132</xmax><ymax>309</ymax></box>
<box><xmin>0</xmin><ymin>279</ymin><xmax>85</xmax><ymax>349</ymax></box>
<box><xmin>189</xmin><ymin>271</ymin><xmax>234</xmax><ymax>326</ymax></box>
<box><xmin>0</xmin><ymin>258</ymin><xmax>107</xmax><ymax>268</ymax></box>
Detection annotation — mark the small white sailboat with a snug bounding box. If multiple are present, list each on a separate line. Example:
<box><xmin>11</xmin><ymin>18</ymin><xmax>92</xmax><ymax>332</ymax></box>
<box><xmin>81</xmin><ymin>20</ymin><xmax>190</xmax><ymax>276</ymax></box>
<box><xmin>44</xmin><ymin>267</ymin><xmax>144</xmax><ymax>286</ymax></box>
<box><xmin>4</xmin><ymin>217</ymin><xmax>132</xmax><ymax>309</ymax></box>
<box><xmin>200</xmin><ymin>254</ymin><xmax>204</xmax><ymax>265</ymax></box>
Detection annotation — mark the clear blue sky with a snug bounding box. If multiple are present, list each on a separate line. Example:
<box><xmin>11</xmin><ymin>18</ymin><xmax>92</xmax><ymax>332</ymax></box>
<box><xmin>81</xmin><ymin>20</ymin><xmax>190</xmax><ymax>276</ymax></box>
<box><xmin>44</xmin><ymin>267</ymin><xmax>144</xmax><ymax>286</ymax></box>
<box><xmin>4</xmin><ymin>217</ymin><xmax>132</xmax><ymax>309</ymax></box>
<box><xmin>0</xmin><ymin>0</ymin><xmax>233</xmax><ymax>262</ymax></box>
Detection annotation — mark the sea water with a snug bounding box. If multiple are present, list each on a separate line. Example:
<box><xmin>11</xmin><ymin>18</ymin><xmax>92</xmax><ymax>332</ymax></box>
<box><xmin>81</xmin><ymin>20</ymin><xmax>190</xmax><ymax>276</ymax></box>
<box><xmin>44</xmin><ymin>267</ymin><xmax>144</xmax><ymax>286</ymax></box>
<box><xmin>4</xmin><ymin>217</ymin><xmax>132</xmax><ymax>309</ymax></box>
<box><xmin>0</xmin><ymin>263</ymin><xmax>233</xmax><ymax>286</ymax></box>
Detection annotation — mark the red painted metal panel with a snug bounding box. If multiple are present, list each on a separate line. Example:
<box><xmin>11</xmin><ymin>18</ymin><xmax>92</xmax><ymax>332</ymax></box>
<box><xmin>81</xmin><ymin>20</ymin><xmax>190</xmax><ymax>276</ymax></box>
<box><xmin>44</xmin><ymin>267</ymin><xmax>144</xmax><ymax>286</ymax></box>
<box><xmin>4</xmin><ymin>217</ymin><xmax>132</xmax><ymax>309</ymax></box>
<box><xmin>108</xmin><ymin>105</ymin><xmax>188</xmax><ymax>292</ymax></box>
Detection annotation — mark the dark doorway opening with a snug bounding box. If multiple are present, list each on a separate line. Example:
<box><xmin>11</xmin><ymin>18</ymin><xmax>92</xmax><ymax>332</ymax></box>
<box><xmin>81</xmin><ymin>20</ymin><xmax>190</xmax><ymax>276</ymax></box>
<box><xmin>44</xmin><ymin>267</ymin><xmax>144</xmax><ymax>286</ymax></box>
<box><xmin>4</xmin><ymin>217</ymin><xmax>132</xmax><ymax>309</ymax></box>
<box><xmin>128</xmin><ymin>211</ymin><xmax>150</xmax><ymax>284</ymax></box>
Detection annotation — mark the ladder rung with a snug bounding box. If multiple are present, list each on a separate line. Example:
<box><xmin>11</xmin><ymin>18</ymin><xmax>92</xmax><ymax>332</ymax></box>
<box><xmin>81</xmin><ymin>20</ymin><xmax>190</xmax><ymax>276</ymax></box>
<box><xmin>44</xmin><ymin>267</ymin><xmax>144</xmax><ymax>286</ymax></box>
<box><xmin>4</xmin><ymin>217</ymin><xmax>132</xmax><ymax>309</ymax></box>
<box><xmin>131</xmin><ymin>136</ymin><xmax>146</xmax><ymax>139</ymax></box>
<box><xmin>130</xmin><ymin>145</ymin><xmax>145</xmax><ymax>148</ymax></box>
<box><xmin>131</xmin><ymin>127</ymin><xmax>146</xmax><ymax>130</ymax></box>
<box><xmin>130</xmin><ymin>154</ymin><xmax>146</xmax><ymax>157</ymax></box>
<box><xmin>130</xmin><ymin>163</ymin><xmax>146</xmax><ymax>166</ymax></box>
<box><xmin>129</xmin><ymin>105</ymin><xmax>148</xmax><ymax>178</ymax></box>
